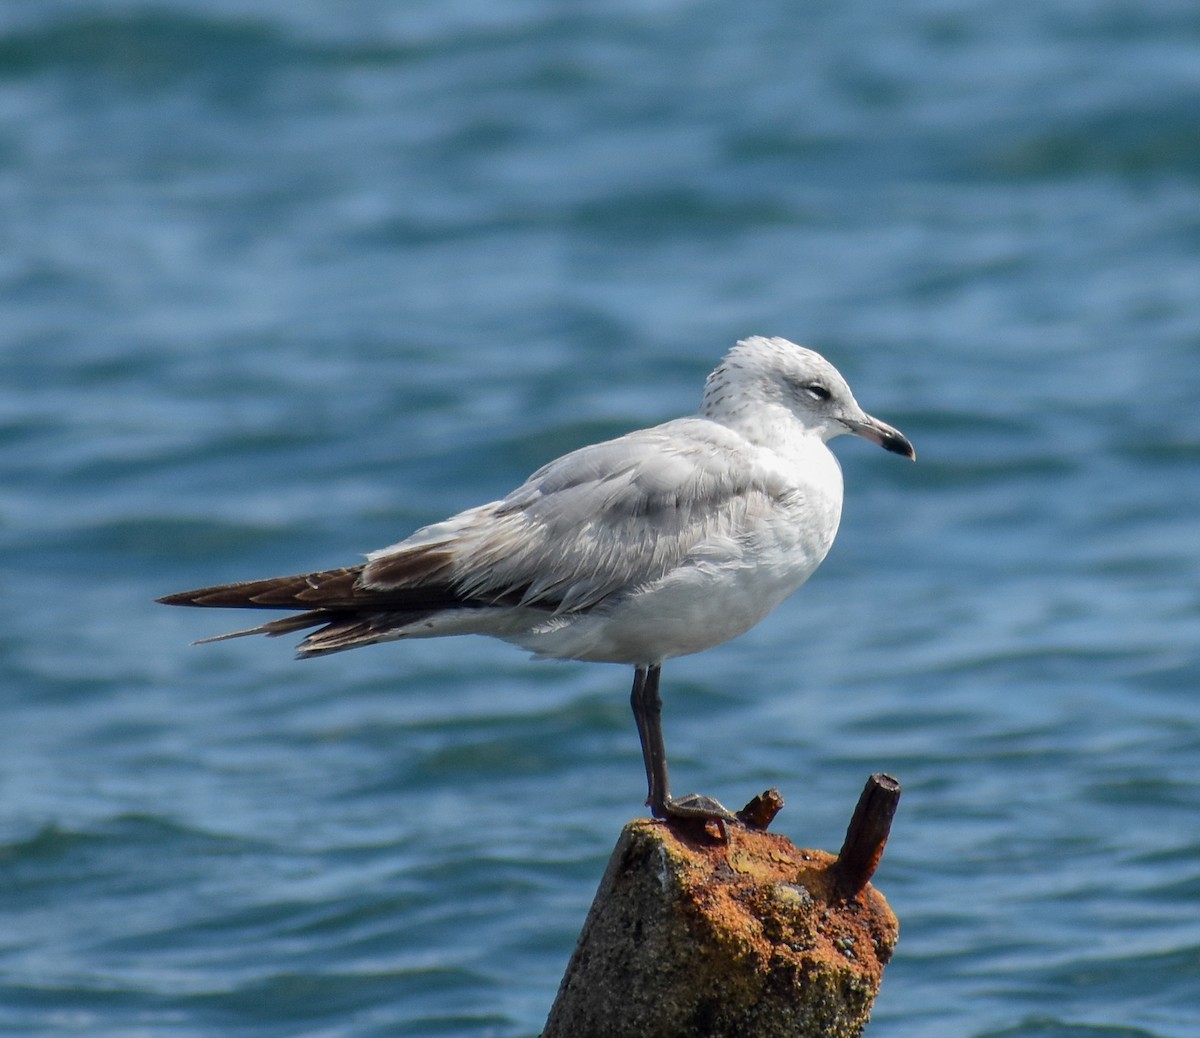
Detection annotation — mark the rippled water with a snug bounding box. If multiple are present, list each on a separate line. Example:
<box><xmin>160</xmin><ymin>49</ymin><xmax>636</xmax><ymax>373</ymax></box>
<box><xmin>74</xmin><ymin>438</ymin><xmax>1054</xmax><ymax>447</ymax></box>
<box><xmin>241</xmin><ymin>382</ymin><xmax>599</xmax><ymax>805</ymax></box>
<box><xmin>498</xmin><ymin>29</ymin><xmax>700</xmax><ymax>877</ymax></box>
<box><xmin>2</xmin><ymin>2</ymin><xmax>1198</xmax><ymax>1036</ymax></box>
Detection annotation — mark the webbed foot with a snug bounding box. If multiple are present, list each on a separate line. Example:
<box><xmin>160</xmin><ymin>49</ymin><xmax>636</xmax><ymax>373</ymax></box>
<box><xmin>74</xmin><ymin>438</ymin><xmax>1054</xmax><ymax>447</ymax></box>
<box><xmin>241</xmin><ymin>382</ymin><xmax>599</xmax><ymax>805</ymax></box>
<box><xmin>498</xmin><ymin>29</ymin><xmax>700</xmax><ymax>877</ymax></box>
<box><xmin>653</xmin><ymin>791</ymin><xmax>739</xmax><ymax>824</ymax></box>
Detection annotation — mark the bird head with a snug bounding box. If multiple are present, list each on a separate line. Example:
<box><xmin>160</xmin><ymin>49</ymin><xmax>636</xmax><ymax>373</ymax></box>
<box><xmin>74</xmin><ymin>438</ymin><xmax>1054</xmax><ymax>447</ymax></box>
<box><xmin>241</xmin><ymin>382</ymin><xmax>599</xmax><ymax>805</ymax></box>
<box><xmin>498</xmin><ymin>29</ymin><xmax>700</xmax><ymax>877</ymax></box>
<box><xmin>703</xmin><ymin>336</ymin><xmax>915</xmax><ymax>460</ymax></box>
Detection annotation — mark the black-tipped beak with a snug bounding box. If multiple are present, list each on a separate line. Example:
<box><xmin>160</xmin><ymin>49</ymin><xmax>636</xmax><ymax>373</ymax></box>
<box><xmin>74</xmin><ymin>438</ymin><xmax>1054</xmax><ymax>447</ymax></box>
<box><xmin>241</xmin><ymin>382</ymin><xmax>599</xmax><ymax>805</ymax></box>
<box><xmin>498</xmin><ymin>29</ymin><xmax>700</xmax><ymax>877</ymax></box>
<box><xmin>844</xmin><ymin>415</ymin><xmax>916</xmax><ymax>460</ymax></box>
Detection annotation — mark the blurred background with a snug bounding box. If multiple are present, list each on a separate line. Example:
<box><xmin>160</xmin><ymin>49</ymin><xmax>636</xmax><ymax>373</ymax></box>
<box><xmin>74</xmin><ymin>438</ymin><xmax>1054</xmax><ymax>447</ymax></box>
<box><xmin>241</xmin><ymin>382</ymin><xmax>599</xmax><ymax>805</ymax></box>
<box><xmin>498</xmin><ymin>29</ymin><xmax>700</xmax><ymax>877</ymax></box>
<box><xmin>2</xmin><ymin>1</ymin><xmax>1198</xmax><ymax>1035</ymax></box>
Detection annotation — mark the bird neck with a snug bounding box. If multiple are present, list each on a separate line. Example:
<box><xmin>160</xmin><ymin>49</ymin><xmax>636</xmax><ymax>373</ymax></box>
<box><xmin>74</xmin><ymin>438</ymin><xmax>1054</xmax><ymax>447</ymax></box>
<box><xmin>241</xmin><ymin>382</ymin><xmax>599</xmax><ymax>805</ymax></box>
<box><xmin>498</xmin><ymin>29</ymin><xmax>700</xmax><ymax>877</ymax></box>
<box><xmin>705</xmin><ymin>397</ymin><xmax>820</xmax><ymax>451</ymax></box>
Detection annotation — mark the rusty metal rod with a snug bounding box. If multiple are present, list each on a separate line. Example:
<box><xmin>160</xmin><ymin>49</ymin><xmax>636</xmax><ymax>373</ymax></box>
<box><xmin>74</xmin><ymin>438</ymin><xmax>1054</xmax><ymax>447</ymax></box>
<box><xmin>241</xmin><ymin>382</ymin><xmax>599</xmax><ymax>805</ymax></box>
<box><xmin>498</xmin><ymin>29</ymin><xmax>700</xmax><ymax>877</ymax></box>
<box><xmin>832</xmin><ymin>772</ymin><xmax>901</xmax><ymax>898</ymax></box>
<box><xmin>736</xmin><ymin>787</ymin><xmax>785</xmax><ymax>831</ymax></box>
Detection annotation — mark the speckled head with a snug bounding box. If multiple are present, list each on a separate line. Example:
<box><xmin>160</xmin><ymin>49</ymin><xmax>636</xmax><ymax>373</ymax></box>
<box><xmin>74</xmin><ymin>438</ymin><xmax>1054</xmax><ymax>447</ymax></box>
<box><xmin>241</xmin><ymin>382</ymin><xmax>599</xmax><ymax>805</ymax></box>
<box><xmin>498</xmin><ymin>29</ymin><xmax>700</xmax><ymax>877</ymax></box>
<box><xmin>702</xmin><ymin>336</ymin><xmax>915</xmax><ymax>459</ymax></box>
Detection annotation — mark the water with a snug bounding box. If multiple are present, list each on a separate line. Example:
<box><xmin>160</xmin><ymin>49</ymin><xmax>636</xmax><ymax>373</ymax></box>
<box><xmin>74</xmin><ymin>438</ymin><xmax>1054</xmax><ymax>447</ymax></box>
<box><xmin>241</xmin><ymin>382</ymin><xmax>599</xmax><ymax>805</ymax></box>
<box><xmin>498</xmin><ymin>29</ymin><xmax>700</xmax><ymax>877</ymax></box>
<box><xmin>2</xmin><ymin>2</ymin><xmax>1198</xmax><ymax>1035</ymax></box>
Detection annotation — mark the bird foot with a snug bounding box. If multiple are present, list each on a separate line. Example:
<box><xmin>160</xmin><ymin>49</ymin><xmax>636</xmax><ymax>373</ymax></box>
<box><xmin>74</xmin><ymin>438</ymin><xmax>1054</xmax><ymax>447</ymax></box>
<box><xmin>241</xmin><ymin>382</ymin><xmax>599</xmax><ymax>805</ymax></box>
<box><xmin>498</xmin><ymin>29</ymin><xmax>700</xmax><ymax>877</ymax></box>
<box><xmin>653</xmin><ymin>792</ymin><xmax>739</xmax><ymax>824</ymax></box>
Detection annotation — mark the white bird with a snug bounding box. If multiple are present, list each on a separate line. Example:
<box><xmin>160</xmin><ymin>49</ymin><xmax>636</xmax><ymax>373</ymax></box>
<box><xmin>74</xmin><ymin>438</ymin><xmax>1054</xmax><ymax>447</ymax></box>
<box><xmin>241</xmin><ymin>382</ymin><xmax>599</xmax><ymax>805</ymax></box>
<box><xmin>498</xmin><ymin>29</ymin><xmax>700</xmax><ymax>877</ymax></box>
<box><xmin>160</xmin><ymin>336</ymin><xmax>915</xmax><ymax>823</ymax></box>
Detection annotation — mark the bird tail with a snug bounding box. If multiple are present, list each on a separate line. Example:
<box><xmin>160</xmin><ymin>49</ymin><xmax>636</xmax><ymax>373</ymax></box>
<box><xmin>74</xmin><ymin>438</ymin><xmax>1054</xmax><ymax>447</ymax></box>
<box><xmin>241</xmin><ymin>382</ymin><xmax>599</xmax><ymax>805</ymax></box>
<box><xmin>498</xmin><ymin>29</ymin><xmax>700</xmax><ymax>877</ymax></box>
<box><xmin>189</xmin><ymin>609</ymin><xmax>432</xmax><ymax>656</ymax></box>
<box><xmin>191</xmin><ymin>612</ymin><xmax>333</xmax><ymax>646</ymax></box>
<box><xmin>158</xmin><ymin>564</ymin><xmax>440</xmax><ymax>657</ymax></box>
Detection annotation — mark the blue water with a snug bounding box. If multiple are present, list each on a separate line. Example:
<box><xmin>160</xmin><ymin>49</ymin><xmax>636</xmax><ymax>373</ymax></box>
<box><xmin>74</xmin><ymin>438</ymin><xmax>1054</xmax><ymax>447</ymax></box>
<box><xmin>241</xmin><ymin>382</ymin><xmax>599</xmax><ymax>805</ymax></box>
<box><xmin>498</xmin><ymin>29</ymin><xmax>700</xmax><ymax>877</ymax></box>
<box><xmin>2</xmin><ymin>2</ymin><xmax>1198</xmax><ymax>1035</ymax></box>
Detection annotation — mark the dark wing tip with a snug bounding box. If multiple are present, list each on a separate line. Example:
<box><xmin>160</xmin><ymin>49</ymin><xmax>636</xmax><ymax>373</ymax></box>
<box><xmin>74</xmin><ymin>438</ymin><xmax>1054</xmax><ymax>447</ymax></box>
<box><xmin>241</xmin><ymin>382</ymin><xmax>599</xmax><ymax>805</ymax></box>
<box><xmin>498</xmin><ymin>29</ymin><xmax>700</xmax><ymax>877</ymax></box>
<box><xmin>156</xmin><ymin>584</ymin><xmax>265</xmax><ymax>608</ymax></box>
<box><xmin>156</xmin><ymin>566</ymin><xmax>367</xmax><ymax>610</ymax></box>
<box><xmin>158</xmin><ymin>590</ymin><xmax>197</xmax><ymax>606</ymax></box>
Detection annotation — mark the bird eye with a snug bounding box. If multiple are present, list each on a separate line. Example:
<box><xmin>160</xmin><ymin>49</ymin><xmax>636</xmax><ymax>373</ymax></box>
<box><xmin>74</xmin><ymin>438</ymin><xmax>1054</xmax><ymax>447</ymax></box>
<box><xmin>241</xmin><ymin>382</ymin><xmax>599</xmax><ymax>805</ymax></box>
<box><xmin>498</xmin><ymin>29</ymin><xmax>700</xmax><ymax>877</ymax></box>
<box><xmin>804</xmin><ymin>383</ymin><xmax>831</xmax><ymax>402</ymax></box>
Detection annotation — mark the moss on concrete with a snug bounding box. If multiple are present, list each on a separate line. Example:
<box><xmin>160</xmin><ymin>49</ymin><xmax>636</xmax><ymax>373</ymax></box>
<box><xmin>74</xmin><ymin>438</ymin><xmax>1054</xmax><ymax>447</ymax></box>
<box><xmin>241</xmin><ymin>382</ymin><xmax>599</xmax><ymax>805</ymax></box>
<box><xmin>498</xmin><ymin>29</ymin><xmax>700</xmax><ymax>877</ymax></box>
<box><xmin>543</xmin><ymin>819</ymin><xmax>898</xmax><ymax>1038</ymax></box>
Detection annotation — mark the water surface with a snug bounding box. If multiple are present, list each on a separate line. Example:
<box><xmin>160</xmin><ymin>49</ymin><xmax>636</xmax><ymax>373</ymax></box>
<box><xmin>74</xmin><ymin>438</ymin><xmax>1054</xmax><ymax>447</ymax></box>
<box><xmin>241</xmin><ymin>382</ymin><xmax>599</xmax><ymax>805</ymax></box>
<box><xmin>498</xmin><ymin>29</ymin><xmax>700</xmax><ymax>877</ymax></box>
<box><xmin>1</xmin><ymin>2</ymin><xmax>1198</xmax><ymax>1035</ymax></box>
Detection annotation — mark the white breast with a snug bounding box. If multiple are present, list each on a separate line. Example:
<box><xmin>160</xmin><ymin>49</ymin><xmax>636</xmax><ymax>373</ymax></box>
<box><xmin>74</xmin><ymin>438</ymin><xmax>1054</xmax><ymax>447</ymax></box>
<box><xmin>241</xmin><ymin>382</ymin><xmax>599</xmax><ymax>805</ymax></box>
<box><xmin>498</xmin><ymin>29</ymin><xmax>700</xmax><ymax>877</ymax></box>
<box><xmin>512</xmin><ymin>435</ymin><xmax>845</xmax><ymax>665</ymax></box>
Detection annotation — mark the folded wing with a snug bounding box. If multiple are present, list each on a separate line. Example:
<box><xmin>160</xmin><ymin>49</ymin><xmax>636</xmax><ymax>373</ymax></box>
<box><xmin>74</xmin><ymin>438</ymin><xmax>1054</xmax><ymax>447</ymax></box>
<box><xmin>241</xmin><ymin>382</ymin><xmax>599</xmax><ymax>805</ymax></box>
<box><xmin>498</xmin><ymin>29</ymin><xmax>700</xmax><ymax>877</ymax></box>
<box><xmin>161</xmin><ymin>419</ymin><xmax>787</xmax><ymax>657</ymax></box>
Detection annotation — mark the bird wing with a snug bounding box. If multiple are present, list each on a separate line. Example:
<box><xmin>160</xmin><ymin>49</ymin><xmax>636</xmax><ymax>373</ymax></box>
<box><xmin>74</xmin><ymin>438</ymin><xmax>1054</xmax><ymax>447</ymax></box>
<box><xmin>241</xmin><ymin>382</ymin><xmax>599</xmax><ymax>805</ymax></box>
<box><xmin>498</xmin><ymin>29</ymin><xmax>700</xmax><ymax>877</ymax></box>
<box><xmin>362</xmin><ymin>418</ymin><xmax>793</xmax><ymax>614</ymax></box>
<box><xmin>159</xmin><ymin>419</ymin><xmax>799</xmax><ymax>656</ymax></box>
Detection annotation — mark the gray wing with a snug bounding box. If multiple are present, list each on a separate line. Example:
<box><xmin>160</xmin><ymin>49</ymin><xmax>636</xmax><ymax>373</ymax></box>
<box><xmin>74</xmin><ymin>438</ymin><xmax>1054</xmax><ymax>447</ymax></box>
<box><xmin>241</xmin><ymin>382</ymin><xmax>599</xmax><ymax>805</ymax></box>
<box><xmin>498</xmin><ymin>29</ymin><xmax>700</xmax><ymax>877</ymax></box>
<box><xmin>159</xmin><ymin>418</ymin><xmax>796</xmax><ymax>656</ymax></box>
<box><xmin>362</xmin><ymin>418</ymin><xmax>791</xmax><ymax>614</ymax></box>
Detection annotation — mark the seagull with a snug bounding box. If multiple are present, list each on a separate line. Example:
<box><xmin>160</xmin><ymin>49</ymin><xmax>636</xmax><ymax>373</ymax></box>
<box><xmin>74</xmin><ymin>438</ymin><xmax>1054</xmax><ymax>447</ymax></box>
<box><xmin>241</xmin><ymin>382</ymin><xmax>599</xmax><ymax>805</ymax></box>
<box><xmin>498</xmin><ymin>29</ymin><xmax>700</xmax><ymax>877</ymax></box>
<box><xmin>160</xmin><ymin>336</ymin><xmax>914</xmax><ymax>824</ymax></box>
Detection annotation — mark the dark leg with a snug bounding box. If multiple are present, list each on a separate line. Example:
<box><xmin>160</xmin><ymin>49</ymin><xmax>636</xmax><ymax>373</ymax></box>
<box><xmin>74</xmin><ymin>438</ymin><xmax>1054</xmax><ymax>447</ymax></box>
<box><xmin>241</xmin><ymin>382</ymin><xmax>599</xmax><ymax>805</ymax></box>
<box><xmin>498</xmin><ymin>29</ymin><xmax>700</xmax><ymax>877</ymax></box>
<box><xmin>629</xmin><ymin>664</ymin><xmax>737</xmax><ymax>823</ymax></box>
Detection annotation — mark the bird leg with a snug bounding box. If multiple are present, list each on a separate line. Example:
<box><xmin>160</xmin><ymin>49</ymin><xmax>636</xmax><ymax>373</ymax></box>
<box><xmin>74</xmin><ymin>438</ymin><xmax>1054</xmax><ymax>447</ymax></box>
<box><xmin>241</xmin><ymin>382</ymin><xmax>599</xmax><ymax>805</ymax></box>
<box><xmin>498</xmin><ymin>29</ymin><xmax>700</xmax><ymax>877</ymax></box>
<box><xmin>630</xmin><ymin>665</ymin><xmax>737</xmax><ymax>823</ymax></box>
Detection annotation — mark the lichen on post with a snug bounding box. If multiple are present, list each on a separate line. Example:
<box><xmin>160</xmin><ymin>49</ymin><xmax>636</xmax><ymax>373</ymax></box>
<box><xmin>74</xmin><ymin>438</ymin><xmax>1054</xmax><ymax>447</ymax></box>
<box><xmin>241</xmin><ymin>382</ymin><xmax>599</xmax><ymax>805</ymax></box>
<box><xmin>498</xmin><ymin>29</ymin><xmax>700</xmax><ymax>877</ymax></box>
<box><xmin>543</xmin><ymin>778</ymin><xmax>900</xmax><ymax>1038</ymax></box>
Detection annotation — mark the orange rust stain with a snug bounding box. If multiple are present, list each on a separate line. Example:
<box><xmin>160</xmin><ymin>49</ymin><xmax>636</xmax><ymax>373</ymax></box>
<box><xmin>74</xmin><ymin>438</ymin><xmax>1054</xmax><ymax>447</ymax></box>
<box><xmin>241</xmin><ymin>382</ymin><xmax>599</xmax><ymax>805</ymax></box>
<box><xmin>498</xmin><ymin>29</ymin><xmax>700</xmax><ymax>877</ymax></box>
<box><xmin>632</xmin><ymin>819</ymin><xmax>899</xmax><ymax>987</ymax></box>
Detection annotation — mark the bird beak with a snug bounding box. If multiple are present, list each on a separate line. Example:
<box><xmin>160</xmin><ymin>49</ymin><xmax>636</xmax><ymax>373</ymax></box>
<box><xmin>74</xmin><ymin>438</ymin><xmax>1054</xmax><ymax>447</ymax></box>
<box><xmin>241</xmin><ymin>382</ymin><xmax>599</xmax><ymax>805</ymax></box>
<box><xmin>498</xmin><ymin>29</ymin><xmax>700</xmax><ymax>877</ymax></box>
<box><xmin>843</xmin><ymin>414</ymin><xmax>916</xmax><ymax>460</ymax></box>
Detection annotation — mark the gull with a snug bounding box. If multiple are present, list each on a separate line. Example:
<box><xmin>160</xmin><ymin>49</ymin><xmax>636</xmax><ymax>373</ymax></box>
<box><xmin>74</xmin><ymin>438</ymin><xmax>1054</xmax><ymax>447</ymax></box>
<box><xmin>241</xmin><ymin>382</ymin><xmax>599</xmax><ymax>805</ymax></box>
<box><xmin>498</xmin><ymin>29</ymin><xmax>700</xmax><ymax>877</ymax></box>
<box><xmin>160</xmin><ymin>336</ymin><xmax>914</xmax><ymax>823</ymax></box>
